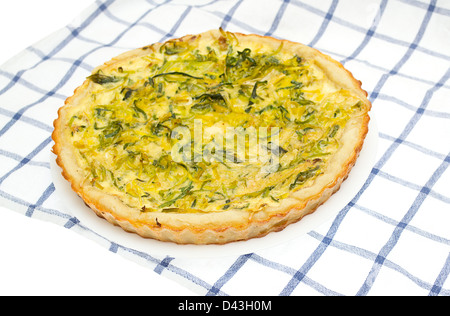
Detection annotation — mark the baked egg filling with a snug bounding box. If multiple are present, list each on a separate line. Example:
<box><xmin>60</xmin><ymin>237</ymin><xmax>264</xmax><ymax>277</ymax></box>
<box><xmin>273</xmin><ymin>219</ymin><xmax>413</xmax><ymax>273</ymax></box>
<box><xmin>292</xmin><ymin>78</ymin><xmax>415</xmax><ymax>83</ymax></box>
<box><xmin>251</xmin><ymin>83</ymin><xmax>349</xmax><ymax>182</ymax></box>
<box><xmin>66</xmin><ymin>30</ymin><xmax>369</xmax><ymax>214</ymax></box>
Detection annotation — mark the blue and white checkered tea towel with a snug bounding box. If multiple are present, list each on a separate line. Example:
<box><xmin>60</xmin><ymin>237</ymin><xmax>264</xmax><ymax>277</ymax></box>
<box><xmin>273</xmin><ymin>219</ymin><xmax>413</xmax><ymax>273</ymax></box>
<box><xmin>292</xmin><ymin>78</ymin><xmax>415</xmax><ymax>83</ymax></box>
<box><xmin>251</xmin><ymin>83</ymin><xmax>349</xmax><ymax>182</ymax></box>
<box><xmin>0</xmin><ymin>0</ymin><xmax>449</xmax><ymax>296</ymax></box>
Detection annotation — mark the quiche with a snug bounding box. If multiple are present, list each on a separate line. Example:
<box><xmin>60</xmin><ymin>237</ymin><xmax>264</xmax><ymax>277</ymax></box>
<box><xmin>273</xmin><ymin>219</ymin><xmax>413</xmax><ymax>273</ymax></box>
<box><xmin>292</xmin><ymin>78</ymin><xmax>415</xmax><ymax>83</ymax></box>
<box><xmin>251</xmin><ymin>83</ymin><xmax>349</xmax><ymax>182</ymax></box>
<box><xmin>52</xmin><ymin>29</ymin><xmax>371</xmax><ymax>244</ymax></box>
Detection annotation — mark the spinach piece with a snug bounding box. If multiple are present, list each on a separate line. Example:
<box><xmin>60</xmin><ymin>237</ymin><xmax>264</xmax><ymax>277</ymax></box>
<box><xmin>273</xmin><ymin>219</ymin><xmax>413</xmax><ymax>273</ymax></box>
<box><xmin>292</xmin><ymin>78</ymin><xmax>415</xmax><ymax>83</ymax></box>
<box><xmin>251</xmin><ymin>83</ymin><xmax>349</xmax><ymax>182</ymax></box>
<box><xmin>277</xmin><ymin>80</ymin><xmax>303</xmax><ymax>91</ymax></box>
<box><xmin>150</xmin><ymin>122</ymin><xmax>171</xmax><ymax>137</ymax></box>
<box><xmin>248</xmin><ymin>80</ymin><xmax>267</xmax><ymax>106</ymax></box>
<box><xmin>290</xmin><ymin>166</ymin><xmax>320</xmax><ymax>189</ymax></box>
<box><xmin>328</xmin><ymin>125</ymin><xmax>340</xmax><ymax>138</ymax></box>
<box><xmin>121</xmin><ymin>88</ymin><xmax>136</xmax><ymax>101</ymax></box>
<box><xmin>133</xmin><ymin>102</ymin><xmax>148</xmax><ymax>120</ymax></box>
<box><xmin>159</xmin><ymin>181</ymin><xmax>194</xmax><ymax>208</ymax></box>
<box><xmin>160</xmin><ymin>40</ymin><xmax>189</xmax><ymax>55</ymax></box>
<box><xmin>193</xmin><ymin>93</ymin><xmax>226</xmax><ymax>103</ymax></box>
<box><xmin>190</xmin><ymin>103</ymin><xmax>213</xmax><ymax>114</ymax></box>
<box><xmin>192</xmin><ymin>93</ymin><xmax>228</xmax><ymax>112</ymax></box>
<box><xmin>148</xmin><ymin>72</ymin><xmax>203</xmax><ymax>87</ymax></box>
<box><xmin>224</xmin><ymin>48</ymin><xmax>257</xmax><ymax>82</ymax></box>
<box><xmin>244</xmin><ymin>185</ymin><xmax>275</xmax><ymax>199</ymax></box>
<box><xmin>87</xmin><ymin>72</ymin><xmax>121</xmax><ymax>85</ymax></box>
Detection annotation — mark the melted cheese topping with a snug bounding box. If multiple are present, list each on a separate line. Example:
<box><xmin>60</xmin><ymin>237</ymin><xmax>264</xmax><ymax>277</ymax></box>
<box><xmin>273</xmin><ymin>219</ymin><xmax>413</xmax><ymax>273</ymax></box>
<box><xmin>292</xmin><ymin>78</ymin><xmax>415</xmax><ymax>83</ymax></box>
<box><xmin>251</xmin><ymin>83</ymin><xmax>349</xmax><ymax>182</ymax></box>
<box><xmin>66</xmin><ymin>31</ymin><xmax>369</xmax><ymax>214</ymax></box>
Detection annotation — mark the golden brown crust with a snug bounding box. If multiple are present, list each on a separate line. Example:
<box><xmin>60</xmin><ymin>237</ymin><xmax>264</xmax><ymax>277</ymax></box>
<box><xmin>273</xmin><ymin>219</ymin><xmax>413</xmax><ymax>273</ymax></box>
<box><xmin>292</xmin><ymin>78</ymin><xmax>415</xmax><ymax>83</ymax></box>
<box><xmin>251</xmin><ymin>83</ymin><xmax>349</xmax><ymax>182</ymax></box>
<box><xmin>52</xmin><ymin>29</ymin><xmax>371</xmax><ymax>244</ymax></box>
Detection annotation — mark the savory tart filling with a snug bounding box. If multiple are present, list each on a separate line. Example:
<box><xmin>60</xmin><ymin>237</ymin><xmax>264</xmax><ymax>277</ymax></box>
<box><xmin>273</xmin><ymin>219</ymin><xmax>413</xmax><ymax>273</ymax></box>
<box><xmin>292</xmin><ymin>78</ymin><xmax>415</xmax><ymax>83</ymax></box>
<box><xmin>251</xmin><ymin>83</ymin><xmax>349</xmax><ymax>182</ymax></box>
<box><xmin>53</xmin><ymin>29</ymin><xmax>371</xmax><ymax>244</ymax></box>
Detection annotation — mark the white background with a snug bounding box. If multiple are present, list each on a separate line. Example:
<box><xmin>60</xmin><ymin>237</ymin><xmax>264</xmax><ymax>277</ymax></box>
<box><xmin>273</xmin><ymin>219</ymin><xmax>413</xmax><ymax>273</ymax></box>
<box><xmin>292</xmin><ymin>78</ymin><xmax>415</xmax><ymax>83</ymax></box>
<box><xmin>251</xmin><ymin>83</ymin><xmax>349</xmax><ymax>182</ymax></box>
<box><xmin>0</xmin><ymin>0</ymin><xmax>196</xmax><ymax>296</ymax></box>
